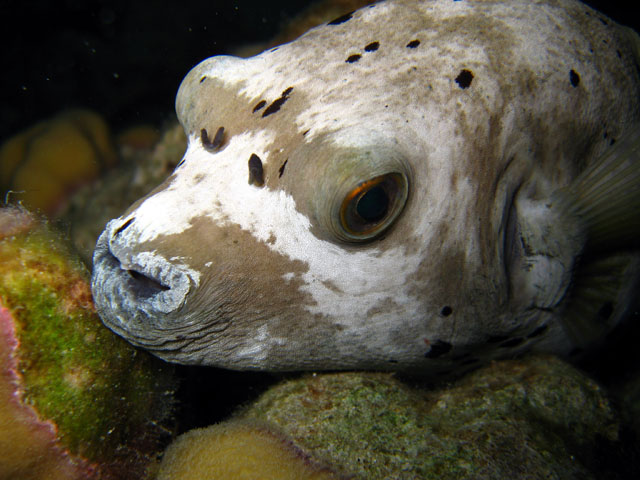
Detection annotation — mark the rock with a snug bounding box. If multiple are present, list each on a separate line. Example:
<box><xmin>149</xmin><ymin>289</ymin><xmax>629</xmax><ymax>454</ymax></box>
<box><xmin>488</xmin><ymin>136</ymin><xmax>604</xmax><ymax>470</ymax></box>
<box><xmin>0</xmin><ymin>207</ymin><xmax>176</xmax><ymax>480</ymax></box>
<box><xmin>235</xmin><ymin>355</ymin><xmax>637</xmax><ymax>479</ymax></box>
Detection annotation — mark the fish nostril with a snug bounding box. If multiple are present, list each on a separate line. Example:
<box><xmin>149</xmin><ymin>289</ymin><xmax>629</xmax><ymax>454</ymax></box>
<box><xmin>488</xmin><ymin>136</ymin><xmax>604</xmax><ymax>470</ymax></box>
<box><xmin>127</xmin><ymin>269</ymin><xmax>170</xmax><ymax>297</ymax></box>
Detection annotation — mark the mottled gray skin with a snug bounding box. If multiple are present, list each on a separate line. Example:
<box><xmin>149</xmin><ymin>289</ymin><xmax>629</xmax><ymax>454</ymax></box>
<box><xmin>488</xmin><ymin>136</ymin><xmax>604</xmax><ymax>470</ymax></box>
<box><xmin>92</xmin><ymin>0</ymin><xmax>640</xmax><ymax>373</ymax></box>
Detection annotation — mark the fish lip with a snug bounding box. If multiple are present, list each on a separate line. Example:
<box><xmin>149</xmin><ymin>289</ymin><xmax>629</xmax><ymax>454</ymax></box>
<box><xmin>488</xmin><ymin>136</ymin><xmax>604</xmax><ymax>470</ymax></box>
<box><xmin>91</xmin><ymin>221</ymin><xmax>198</xmax><ymax>343</ymax></box>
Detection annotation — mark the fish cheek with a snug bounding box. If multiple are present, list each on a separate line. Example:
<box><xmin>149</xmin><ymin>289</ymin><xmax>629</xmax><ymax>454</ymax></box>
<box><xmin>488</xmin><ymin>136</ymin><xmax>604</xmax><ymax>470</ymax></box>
<box><xmin>153</xmin><ymin>217</ymin><xmax>313</xmax><ymax>351</ymax></box>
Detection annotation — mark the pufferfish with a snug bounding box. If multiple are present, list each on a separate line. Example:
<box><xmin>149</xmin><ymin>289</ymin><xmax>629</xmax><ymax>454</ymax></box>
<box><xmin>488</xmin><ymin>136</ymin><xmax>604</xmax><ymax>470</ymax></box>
<box><xmin>92</xmin><ymin>0</ymin><xmax>640</xmax><ymax>374</ymax></box>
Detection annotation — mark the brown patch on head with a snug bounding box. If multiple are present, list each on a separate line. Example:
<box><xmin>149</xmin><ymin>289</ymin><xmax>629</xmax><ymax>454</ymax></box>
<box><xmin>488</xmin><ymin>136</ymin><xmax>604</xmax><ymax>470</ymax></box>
<box><xmin>134</xmin><ymin>215</ymin><xmax>346</xmax><ymax>369</ymax></box>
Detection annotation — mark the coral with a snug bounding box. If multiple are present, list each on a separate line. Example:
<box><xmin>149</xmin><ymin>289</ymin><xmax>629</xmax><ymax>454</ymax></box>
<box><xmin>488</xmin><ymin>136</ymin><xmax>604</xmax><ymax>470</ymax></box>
<box><xmin>240</xmin><ymin>356</ymin><xmax>637</xmax><ymax>479</ymax></box>
<box><xmin>0</xmin><ymin>206</ymin><xmax>176</xmax><ymax>479</ymax></box>
<box><xmin>156</xmin><ymin>418</ymin><xmax>344</xmax><ymax>480</ymax></box>
<box><xmin>0</xmin><ymin>109</ymin><xmax>118</xmax><ymax>215</ymax></box>
<box><xmin>116</xmin><ymin>124</ymin><xmax>161</xmax><ymax>151</ymax></box>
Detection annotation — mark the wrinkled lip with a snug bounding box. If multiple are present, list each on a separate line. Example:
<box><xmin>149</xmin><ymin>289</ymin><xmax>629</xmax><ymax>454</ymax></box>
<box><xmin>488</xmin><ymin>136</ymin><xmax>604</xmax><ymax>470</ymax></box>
<box><xmin>91</xmin><ymin>220</ymin><xmax>197</xmax><ymax>345</ymax></box>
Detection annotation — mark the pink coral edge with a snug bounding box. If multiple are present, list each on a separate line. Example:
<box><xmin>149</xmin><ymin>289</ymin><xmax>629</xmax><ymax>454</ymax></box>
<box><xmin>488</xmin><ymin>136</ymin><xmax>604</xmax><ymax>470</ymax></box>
<box><xmin>0</xmin><ymin>302</ymin><xmax>97</xmax><ymax>477</ymax></box>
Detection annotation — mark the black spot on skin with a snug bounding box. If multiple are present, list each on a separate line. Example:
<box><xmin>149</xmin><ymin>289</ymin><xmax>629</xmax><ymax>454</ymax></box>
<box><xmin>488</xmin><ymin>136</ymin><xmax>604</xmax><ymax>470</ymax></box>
<box><xmin>487</xmin><ymin>335</ymin><xmax>509</xmax><ymax>344</ymax></box>
<box><xmin>499</xmin><ymin>337</ymin><xmax>524</xmax><ymax>348</ymax></box>
<box><xmin>328</xmin><ymin>11</ymin><xmax>354</xmax><ymax>25</ymax></box>
<box><xmin>278</xmin><ymin>159</ymin><xmax>288</xmax><ymax>178</ymax></box>
<box><xmin>364</xmin><ymin>41</ymin><xmax>380</xmax><ymax>52</ymax></box>
<box><xmin>262</xmin><ymin>87</ymin><xmax>294</xmax><ymax>118</ymax></box>
<box><xmin>302</xmin><ymin>129</ymin><xmax>310</xmax><ymax>136</ymax></box>
<box><xmin>253</xmin><ymin>100</ymin><xmax>267</xmax><ymax>113</ymax></box>
<box><xmin>598</xmin><ymin>301</ymin><xmax>614</xmax><ymax>320</ymax></box>
<box><xmin>527</xmin><ymin>324</ymin><xmax>548</xmax><ymax>338</ymax></box>
<box><xmin>114</xmin><ymin>218</ymin><xmax>134</xmax><ymax>237</ymax></box>
<box><xmin>200</xmin><ymin>127</ymin><xmax>226</xmax><ymax>151</ymax></box>
<box><xmin>199</xmin><ymin>76</ymin><xmax>207</xmax><ymax>83</ymax></box>
<box><xmin>425</xmin><ymin>340</ymin><xmax>452</xmax><ymax>358</ymax></box>
<box><xmin>569</xmin><ymin>69</ymin><xmax>580</xmax><ymax>87</ymax></box>
<box><xmin>455</xmin><ymin>69</ymin><xmax>474</xmax><ymax>89</ymax></box>
<box><xmin>248</xmin><ymin>154</ymin><xmax>264</xmax><ymax>187</ymax></box>
<box><xmin>346</xmin><ymin>54</ymin><xmax>362</xmax><ymax>63</ymax></box>
<box><xmin>406</xmin><ymin>39</ymin><xmax>420</xmax><ymax>48</ymax></box>
<box><xmin>440</xmin><ymin>306</ymin><xmax>453</xmax><ymax>317</ymax></box>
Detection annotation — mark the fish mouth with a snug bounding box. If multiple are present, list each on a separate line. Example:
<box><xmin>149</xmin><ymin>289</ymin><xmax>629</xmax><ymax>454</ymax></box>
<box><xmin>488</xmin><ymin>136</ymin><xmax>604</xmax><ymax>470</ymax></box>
<box><xmin>91</xmin><ymin>220</ymin><xmax>199</xmax><ymax>349</ymax></box>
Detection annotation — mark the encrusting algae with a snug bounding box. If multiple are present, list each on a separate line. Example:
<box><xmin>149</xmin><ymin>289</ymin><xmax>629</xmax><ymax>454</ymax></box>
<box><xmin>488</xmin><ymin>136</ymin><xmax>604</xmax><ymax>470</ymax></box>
<box><xmin>0</xmin><ymin>206</ymin><xmax>176</xmax><ymax>480</ymax></box>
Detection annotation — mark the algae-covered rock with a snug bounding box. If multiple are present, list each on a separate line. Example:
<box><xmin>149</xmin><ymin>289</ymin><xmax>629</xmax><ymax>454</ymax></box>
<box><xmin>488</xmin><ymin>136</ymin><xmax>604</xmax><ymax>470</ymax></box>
<box><xmin>0</xmin><ymin>207</ymin><xmax>176</xmax><ymax>479</ymax></box>
<box><xmin>156</xmin><ymin>419</ymin><xmax>346</xmax><ymax>480</ymax></box>
<box><xmin>236</xmin><ymin>356</ymin><xmax>637</xmax><ymax>479</ymax></box>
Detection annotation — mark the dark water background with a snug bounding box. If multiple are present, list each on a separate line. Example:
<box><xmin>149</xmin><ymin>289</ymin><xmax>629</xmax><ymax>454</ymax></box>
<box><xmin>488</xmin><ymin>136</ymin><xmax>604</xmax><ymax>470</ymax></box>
<box><xmin>0</xmin><ymin>0</ymin><xmax>638</xmax><ymax>140</ymax></box>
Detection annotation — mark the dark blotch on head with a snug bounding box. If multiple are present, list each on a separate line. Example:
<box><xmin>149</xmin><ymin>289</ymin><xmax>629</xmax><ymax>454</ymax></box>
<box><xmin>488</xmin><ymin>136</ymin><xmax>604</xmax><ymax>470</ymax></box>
<box><xmin>253</xmin><ymin>100</ymin><xmax>267</xmax><ymax>113</ymax></box>
<box><xmin>278</xmin><ymin>159</ymin><xmax>288</xmax><ymax>178</ymax></box>
<box><xmin>455</xmin><ymin>69</ymin><xmax>474</xmax><ymax>89</ymax></box>
<box><xmin>440</xmin><ymin>306</ymin><xmax>453</xmax><ymax>317</ymax></box>
<box><xmin>248</xmin><ymin>154</ymin><xmax>264</xmax><ymax>187</ymax></box>
<box><xmin>570</xmin><ymin>69</ymin><xmax>580</xmax><ymax>87</ymax></box>
<box><xmin>201</xmin><ymin>127</ymin><xmax>226</xmax><ymax>151</ymax></box>
<box><xmin>406</xmin><ymin>39</ymin><xmax>420</xmax><ymax>48</ymax></box>
<box><xmin>425</xmin><ymin>340</ymin><xmax>452</xmax><ymax>358</ymax></box>
<box><xmin>199</xmin><ymin>76</ymin><xmax>207</xmax><ymax>83</ymax></box>
<box><xmin>499</xmin><ymin>337</ymin><xmax>524</xmax><ymax>348</ymax></box>
<box><xmin>114</xmin><ymin>217</ymin><xmax>135</xmax><ymax>237</ymax></box>
<box><xmin>346</xmin><ymin>54</ymin><xmax>362</xmax><ymax>63</ymax></box>
<box><xmin>364</xmin><ymin>41</ymin><xmax>380</xmax><ymax>52</ymax></box>
<box><xmin>328</xmin><ymin>11</ymin><xmax>354</xmax><ymax>25</ymax></box>
<box><xmin>262</xmin><ymin>87</ymin><xmax>294</xmax><ymax>118</ymax></box>
<box><xmin>527</xmin><ymin>324</ymin><xmax>548</xmax><ymax>338</ymax></box>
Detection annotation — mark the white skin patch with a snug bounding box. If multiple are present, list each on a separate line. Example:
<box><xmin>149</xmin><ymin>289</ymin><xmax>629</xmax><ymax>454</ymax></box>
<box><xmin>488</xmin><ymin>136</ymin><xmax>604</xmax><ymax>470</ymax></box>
<box><xmin>115</xmin><ymin>133</ymin><xmax>425</xmax><ymax>331</ymax></box>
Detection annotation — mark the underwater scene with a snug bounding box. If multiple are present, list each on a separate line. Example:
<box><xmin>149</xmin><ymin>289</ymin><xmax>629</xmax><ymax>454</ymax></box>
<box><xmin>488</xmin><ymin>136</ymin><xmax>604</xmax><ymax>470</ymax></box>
<box><xmin>1</xmin><ymin>0</ymin><xmax>640</xmax><ymax>478</ymax></box>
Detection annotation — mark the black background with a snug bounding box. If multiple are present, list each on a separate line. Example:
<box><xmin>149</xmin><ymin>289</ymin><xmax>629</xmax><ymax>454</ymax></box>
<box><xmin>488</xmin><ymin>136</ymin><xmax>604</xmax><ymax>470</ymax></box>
<box><xmin>0</xmin><ymin>0</ymin><xmax>638</xmax><ymax>140</ymax></box>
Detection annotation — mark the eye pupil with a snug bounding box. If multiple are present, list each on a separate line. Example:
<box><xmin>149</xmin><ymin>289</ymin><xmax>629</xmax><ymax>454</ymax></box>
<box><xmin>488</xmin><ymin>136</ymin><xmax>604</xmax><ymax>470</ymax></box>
<box><xmin>356</xmin><ymin>185</ymin><xmax>389</xmax><ymax>222</ymax></box>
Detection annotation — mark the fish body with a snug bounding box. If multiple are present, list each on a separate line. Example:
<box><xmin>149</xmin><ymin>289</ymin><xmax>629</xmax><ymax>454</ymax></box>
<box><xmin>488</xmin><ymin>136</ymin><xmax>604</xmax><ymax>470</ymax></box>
<box><xmin>92</xmin><ymin>0</ymin><xmax>640</xmax><ymax>374</ymax></box>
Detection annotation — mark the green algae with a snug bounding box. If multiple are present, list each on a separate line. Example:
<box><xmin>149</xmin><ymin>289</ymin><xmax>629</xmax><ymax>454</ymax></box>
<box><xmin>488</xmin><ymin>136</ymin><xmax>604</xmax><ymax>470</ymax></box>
<box><xmin>0</xmin><ymin>209</ymin><xmax>175</xmax><ymax>475</ymax></box>
<box><xmin>242</xmin><ymin>357</ymin><xmax>634</xmax><ymax>479</ymax></box>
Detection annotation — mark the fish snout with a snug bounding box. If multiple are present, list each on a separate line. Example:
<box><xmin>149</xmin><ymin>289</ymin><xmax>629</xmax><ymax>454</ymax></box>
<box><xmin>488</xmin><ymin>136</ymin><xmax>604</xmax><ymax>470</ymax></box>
<box><xmin>91</xmin><ymin>218</ymin><xmax>199</xmax><ymax>345</ymax></box>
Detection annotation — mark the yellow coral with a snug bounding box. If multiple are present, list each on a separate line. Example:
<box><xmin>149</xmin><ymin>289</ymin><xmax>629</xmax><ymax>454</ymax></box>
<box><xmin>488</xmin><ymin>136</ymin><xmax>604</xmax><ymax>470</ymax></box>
<box><xmin>0</xmin><ymin>109</ymin><xmax>117</xmax><ymax>215</ymax></box>
<box><xmin>156</xmin><ymin>419</ymin><xmax>343</xmax><ymax>480</ymax></box>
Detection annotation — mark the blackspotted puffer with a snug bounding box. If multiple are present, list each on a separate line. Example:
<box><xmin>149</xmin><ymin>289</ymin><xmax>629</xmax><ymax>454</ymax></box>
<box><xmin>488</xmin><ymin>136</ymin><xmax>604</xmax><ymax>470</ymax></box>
<box><xmin>91</xmin><ymin>0</ymin><xmax>640</xmax><ymax>374</ymax></box>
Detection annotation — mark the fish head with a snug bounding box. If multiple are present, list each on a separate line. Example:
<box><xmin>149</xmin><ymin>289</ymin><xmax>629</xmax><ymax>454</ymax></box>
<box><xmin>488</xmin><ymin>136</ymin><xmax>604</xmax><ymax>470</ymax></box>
<box><xmin>92</xmin><ymin>41</ymin><xmax>513</xmax><ymax>371</ymax></box>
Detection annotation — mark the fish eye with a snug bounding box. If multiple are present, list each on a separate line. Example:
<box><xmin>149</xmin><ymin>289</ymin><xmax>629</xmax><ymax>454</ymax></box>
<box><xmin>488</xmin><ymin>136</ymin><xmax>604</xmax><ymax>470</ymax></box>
<box><xmin>338</xmin><ymin>172</ymin><xmax>408</xmax><ymax>241</ymax></box>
